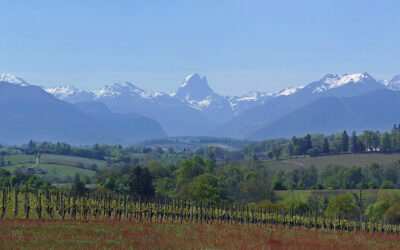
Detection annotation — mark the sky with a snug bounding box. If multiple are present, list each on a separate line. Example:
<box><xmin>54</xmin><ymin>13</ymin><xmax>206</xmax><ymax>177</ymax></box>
<box><xmin>1</xmin><ymin>0</ymin><xmax>400</xmax><ymax>95</ymax></box>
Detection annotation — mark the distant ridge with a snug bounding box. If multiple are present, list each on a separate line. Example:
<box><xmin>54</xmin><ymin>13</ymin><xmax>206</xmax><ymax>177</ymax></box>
<box><xmin>4</xmin><ymin>72</ymin><xmax>400</xmax><ymax>141</ymax></box>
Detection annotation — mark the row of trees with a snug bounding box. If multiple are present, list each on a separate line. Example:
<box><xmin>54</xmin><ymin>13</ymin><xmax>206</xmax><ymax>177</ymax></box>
<box><xmin>271</xmin><ymin>162</ymin><xmax>400</xmax><ymax>190</ymax></box>
<box><xmin>241</xmin><ymin>128</ymin><xmax>400</xmax><ymax>160</ymax></box>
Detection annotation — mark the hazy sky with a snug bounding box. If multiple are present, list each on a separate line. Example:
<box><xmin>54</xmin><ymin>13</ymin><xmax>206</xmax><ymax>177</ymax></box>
<box><xmin>1</xmin><ymin>0</ymin><xmax>400</xmax><ymax>95</ymax></box>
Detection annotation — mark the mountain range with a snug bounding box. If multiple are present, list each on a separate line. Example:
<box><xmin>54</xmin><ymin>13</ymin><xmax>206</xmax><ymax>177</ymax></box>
<box><xmin>2</xmin><ymin>72</ymin><xmax>400</xmax><ymax>145</ymax></box>
<box><xmin>0</xmin><ymin>74</ymin><xmax>166</xmax><ymax>145</ymax></box>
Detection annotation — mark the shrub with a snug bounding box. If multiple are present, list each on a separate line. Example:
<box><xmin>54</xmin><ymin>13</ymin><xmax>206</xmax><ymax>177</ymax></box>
<box><xmin>380</xmin><ymin>181</ymin><xmax>394</xmax><ymax>189</ymax></box>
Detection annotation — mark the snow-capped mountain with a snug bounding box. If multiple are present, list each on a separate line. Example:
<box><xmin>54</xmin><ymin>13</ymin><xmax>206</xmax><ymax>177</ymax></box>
<box><xmin>46</xmin><ymin>76</ymin><xmax>219</xmax><ymax>136</ymax></box>
<box><xmin>172</xmin><ymin>74</ymin><xmax>237</xmax><ymax>122</ymax></box>
<box><xmin>0</xmin><ymin>75</ymin><xmax>166</xmax><ymax>144</ymax></box>
<box><xmin>385</xmin><ymin>75</ymin><xmax>400</xmax><ymax>91</ymax></box>
<box><xmin>0</xmin><ymin>73</ymin><xmax>29</xmax><ymax>86</ymax></box>
<box><xmin>45</xmin><ymin>86</ymin><xmax>94</xmax><ymax>103</ymax></box>
<box><xmin>301</xmin><ymin>72</ymin><xmax>382</xmax><ymax>97</ymax></box>
<box><xmin>6</xmin><ymin>71</ymin><xmax>400</xmax><ymax>139</ymax></box>
<box><xmin>213</xmin><ymin>72</ymin><xmax>386</xmax><ymax>139</ymax></box>
<box><xmin>173</xmin><ymin>73</ymin><xmax>215</xmax><ymax>103</ymax></box>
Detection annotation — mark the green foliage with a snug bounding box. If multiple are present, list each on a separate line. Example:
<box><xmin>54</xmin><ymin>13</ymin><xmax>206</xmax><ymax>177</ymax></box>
<box><xmin>325</xmin><ymin>193</ymin><xmax>359</xmax><ymax>218</ymax></box>
<box><xmin>340</xmin><ymin>131</ymin><xmax>349</xmax><ymax>153</ymax></box>
<box><xmin>386</xmin><ymin>203</ymin><xmax>400</xmax><ymax>224</ymax></box>
<box><xmin>71</xmin><ymin>174</ymin><xmax>86</xmax><ymax>195</ymax></box>
<box><xmin>381</xmin><ymin>181</ymin><xmax>395</xmax><ymax>189</ymax></box>
<box><xmin>177</xmin><ymin>173</ymin><xmax>226</xmax><ymax>203</ymax></box>
<box><xmin>128</xmin><ymin>166</ymin><xmax>155</xmax><ymax>199</ymax></box>
<box><xmin>366</xmin><ymin>199</ymin><xmax>392</xmax><ymax>222</ymax></box>
<box><xmin>286</xmin><ymin>200</ymin><xmax>310</xmax><ymax>214</ymax></box>
<box><xmin>241</xmin><ymin>177</ymin><xmax>275</xmax><ymax>203</ymax></box>
<box><xmin>272</xmin><ymin>170</ymin><xmax>286</xmax><ymax>190</ymax></box>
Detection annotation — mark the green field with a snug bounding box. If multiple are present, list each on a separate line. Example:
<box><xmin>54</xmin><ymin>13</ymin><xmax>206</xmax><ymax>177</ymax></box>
<box><xmin>3</xmin><ymin>164</ymin><xmax>96</xmax><ymax>180</ymax></box>
<box><xmin>263</xmin><ymin>153</ymin><xmax>400</xmax><ymax>171</ymax></box>
<box><xmin>1</xmin><ymin>154</ymin><xmax>103</xmax><ymax>181</ymax></box>
<box><xmin>41</xmin><ymin>154</ymin><xmax>107</xmax><ymax>170</ymax></box>
<box><xmin>276</xmin><ymin>189</ymin><xmax>400</xmax><ymax>203</ymax></box>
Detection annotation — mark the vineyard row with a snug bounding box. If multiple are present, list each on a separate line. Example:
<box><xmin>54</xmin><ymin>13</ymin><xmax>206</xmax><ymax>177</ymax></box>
<box><xmin>1</xmin><ymin>188</ymin><xmax>398</xmax><ymax>234</ymax></box>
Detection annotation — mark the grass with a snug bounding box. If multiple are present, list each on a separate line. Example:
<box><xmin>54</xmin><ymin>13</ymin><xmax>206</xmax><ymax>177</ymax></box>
<box><xmin>0</xmin><ymin>153</ymin><xmax>105</xmax><ymax>181</ymax></box>
<box><xmin>3</xmin><ymin>163</ymin><xmax>96</xmax><ymax>180</ymax></box>
<box><xmin>41</xmin><ymin>154</ymin><xmax>107</xmax><ymax>170</ymax></box>
<box><xmin>0</xmin><ymin>219</ymin><xmax>399</xmax><ymax>249</ymax></box>
<box><xmin>263</xmin><ymin>153</ymin><xmax>400</xmax><ymax>171</ymax></box>
<box><xmin>3</xmin><ymin>154</ymin><xmax>35</xmax><ymax>165</ymax></box>
<box><xmin>276</xmin><ymin>189</ymin><xmax>400</xmax><ymax>203</ymax></box>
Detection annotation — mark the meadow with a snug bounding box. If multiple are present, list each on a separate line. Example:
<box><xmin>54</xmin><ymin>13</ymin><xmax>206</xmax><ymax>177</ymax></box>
<box><xmin>2</xmin><ymin>153</ymin><xmax>107</xmax><ymax>181</ymax></box>
<box><xmin>0</xmin><ymin>219</ymin><xmax>399</xmax><ymax>249</ymax></box>
<box><xmin>276</xmin><ymin>189</ymin><xmax>400</xmax><ymax>203</ymax></box>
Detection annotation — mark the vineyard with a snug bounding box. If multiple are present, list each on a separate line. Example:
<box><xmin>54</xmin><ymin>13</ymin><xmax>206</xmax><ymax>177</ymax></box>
<box><xmin>1</xmin><ymin>188</ymin><xmax>400</xmax><ymax>234</ymax></box>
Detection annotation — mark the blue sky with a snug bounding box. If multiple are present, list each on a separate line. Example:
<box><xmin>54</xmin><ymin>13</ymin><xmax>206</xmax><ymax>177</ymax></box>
<box><xmin>1</xmin><ymin>0</ymin><xmax>400</xmax><ymax>95</ymax></box>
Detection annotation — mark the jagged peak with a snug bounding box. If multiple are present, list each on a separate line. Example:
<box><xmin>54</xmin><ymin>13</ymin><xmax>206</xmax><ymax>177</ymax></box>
<box><xmin>174</xmin><ymin>73</ymin><xmax>215</xmax><ymax>100</ymax></box>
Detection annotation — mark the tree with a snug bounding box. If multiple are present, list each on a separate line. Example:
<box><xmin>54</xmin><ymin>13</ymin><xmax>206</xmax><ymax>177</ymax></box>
<box><xmin>380</xmin><ymin>181</ymin><xmax>394</xmax><ymax>189</ymax></box>
<box><xmin>322</xmin><ymin>137</ymin><xmax>330</xmax><ymax>154</ymax></box>
<box><xmin>272</xmin><ymin>170</ymin><xmax>287</xmax><ymax>190</ymax></box>
<box><xmin>341</xmin><ymin>130</ymin><xmax>349</xmax><ymax>153</ymax></box>
<box><xmin>368</xmin><ymin>163</ymin><xmax>383</xmax><ymax>185</ymax></box>
<box><xmin>177</xmin><ymin>173</ymin><xmax>226</xmax><ymax>203</ymax></box>
<box><xmin>128</xmin><ymin>166</ymin><xmax>155</xmax><ymax>199</ymax></box>
<box><xmin>386</xmin><ymin>203</ymin><xmax>400</xmax><ymax>224</ymax></box>
<box><xmin>287</xmin><ymin>143</ymin><xmax>294</xmax><ymax>157</ymax></box>
<box><xmin>241</xmin><ymin>177</ymin><xmax>275</xmax><ymax>203</ymax></box>
<box><xmin>304</xmin><ymin>134</ymin><xmax>312</xmax><ymax>152</ymax></box>
<box><xmin>71</xmin><ymin>174</ymin><xmax>86</xmax><ymax>195</ymax></box>
<box><xmin>176</xmin><ymin>157</ymin><xmax>205</xmax><ymax>186</ymax></box>
<box><xmin>350</xmin><ymin>131</ymin><xmax>359</xmax><ymax>153</ymax></box>
<box><xmin>271</xmin><ymin>146</ymin><xmax>282</xmax><ymax>160</ymax></box>
<box><xmin>325</xmin><ymin>193</ymin><xmax>359</xmax><ymax>219</ymax></box>
<box><xmin>0</xmin><ymin>152</ymin><xmax>4</xmax><ymax>167</ymax></box>
<box><xmin>380</xmin><ymin>132</ymin><xmax>392</xmax><ymax>152</ymax></box>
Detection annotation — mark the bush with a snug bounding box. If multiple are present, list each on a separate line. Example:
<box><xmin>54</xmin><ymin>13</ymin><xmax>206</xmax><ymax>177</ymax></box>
<box><xmin>368</xmin><ymin>181</ymin><xmax>379</xmax><ymax>189</ymax></box>
<box><xmin>325</xmin><ymin>193</ymin><xmax>360</xmax><ymax>219</ymax></box>
<box><xmin>307</xmin><ymin>148</ymin><xmax>320</xmax><ymax>157</ymax></box>
<box><xmin>365</xmin><ymin>200</ymin><xmax>392</xmax><ymax>222</ymax></box>
<box><xmin>380</xmin><ymin>181</ymin><xmax>394</xmax><ymax>189</ymax></box>
<box><xmin>386</xmin><ymin>203</ymin><xmax>400</xmax><ymax>224</ymax></box>
<box><xmin>286</xmin><ymin>200</ymin><xmax>309</xmax><ymax>215</ymax></box>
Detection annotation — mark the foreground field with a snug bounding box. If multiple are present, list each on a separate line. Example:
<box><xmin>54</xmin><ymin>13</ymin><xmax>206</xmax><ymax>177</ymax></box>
<box><xmin>0</xmin><ymin>219</ymin><xmax>399</xmax><ymax>249</ymax></box>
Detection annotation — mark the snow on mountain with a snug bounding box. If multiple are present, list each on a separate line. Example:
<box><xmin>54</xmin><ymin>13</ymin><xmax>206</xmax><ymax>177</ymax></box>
<box><xmin>93</xmin><ymin>82</ymin><xmax>166</xmax><ymax>99</ymax></box>
<box><xmin>0</xmin><ymin>73</ymin><xmax>29</xmax><ymax>86</ymax></box>
<box><xmin>277</xmin><ymin>86</ymin><xmax>305</xmax><ymax>96</ymax></box>
<box><xmin>46</xmin><ymin>82</ymin><xmax>168</xmax><ymax>103</ymax></box>
<box><xmin>45</xmin><ymin>86</ymin><xmax>95</xmax><ymax>103</ymax></box>
<box><xmin>310</xmin><ymin>73</ymin><xmax>372</xmax><ymax>93</ymax></box>
<box><xmin>173</xmin><ymin>73</ymin><xmax>216</xmax><ymax>108</ymax></box>
<box><xmin>385</xmin><ymin>75</ymin><xmax>400</xmax><ymax>91</ymax></box>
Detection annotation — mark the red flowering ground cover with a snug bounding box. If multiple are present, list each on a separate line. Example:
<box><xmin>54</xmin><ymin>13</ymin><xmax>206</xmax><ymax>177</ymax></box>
<box><xmin>0</xmin><ymin>219</ymin><xmax>399</xmax><ymax>249</ymax></box>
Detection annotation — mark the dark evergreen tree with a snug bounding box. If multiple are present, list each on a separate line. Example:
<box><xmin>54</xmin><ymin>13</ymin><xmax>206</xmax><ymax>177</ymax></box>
<box><xmin>341</xmin><ymin>130</ymin><xmax>349</xmax><ymax>153</ymax></box>
<box><xmin>129</xmin><ymin>166</ymin><xmax>155</xmax><ymax>199</ymax></box>
<box><xmin>71</xmin><ymin>174</ymin><xmax>86</xmax><ymax>195</ymax></box>
<box><xmin>350</xmin><ymin>131</ymin><xmax>359</xmax><ymax>153</ymax></box>
<box><xmin>322</xmin><ymin>137</ymin><xmax>330</xmax><ymax>153</ymax></box>
<box><xmin>304</xmin><ymin>134</ymin><xmax>312</xmax><ymax>151</ymax></box>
